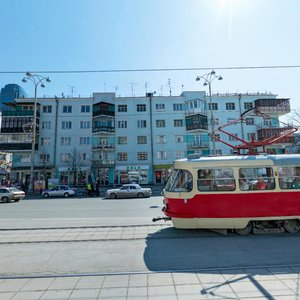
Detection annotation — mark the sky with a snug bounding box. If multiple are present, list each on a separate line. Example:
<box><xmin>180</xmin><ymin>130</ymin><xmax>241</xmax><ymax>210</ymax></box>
<box><xmin>1</xmin><ymin>0</ymin><xmax>300</xmax><ymax>113</ymax></box>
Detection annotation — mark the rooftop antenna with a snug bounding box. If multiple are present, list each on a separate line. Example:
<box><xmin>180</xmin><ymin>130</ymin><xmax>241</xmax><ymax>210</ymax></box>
<box><xmin>129</xmin><ymin>82</ymin><xmax>138</xmax><ymax>97</ymax></box>
<box><xmin>113</xmin><ymin>86</ymin><xmax>118</xmax><ymax>95</ymax></box>
<box><xmin>181</xmin><ymin>84</ymin><xmax>184</xmax><ymax>93</ymax></box>
<box><xmin>68</xmin><ymin>85</ymin><xmax>75</xmax><ymax>97</ymax></box>
<box><xmin>144</xmin><ymin>81</ymin><xmax>150</xmax><ymax>94</ymax></box>
<box><xmin>168</xmin><ymin>78</ymin><xmax>172</xmax><ymax>96</ymax></box>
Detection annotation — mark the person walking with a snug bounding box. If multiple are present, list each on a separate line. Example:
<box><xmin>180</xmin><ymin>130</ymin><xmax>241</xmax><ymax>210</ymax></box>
<box><xmin>87</xmin><ymin>182</ymin><xmax>92</xmax><ymax>197</ymax></box>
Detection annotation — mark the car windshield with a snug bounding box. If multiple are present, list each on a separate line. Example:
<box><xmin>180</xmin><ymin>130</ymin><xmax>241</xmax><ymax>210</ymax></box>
<box><xmin>7</xmin><ymin>187</ymin><xmax>21</xmax><ymax>192</ymax></box>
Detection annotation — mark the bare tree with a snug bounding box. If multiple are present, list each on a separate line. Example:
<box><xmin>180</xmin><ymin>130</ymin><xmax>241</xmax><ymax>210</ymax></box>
<box><xmin>67</xmin><ymin>148</ymin><xmax>84</xmax><ymax>186</ymax></box>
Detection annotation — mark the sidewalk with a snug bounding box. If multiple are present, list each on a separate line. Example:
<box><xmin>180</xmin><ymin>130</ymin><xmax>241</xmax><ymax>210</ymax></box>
<box><xmin>0</xmin><ymin>265</ymin><xmax>299</xmax><ymax>299</ymax></box>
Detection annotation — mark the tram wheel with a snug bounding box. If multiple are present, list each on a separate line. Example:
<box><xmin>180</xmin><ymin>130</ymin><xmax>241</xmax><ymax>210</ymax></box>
<box><xmin>283</xmin><ymin>219</ymin><xmax>300</xmax><ymax>233</ymax></box>
<box><xmin>235</xmin><ymin>222</ymin><xmax>252</xmax><ymax>236</ymax></box>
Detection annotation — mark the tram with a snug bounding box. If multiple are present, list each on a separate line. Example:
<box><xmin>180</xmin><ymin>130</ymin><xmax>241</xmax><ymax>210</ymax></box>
<box><xmin>159</xmin><ymin>154</ymin><xmax>300</xmax><ymax>235</ymax></box>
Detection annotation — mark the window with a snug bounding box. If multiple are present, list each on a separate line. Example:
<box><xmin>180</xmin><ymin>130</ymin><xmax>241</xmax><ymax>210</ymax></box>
<box><xmin>137</xmin><ymin>104</ymin><xmax>146</xmax><ymax>112</ymax></box>
<box><xmin>156</xmin><ymin>120</ymin><xmax>165</xmax><ymax>127</ymax></box>
<box><xmin>20</xmin><ymin>154</ymin><xmax>31</xmax><ymax>163</ymax></box>
<box><xmin>137</xmin><ymin>136</ymin><xmax>147</xmax><ymax>144</ymax></box>
<box><xmin>40</xmin><ymin>153</ymin><xmax>50</xmax><ymax>163</ymax></box>
<box><xmin>81</xmin><ymin>105</ymin><xmax>90</xmax><ymax>113</ymax></box>
<box><xmin>245</xmin><ymin>118</ymin><xmax>254</xmax><ymax>125</ymax></box>
<box><xmin>157</xmin><ymin>151</ymin><xmax>167</xmax><ymax>160</ymax></box>
<box><xmin>244</xmin><ymin>102</ymin><xmax>253</xmax><ymax>110</ymax></box>
<box><xmin>208</xmin><ymin>103</ymin><xmax>218</xmax><ymax>110</ymax></box>
<box><xmin>247</xmin><ymin>133</ymin><xmax>256</xmax><ymax>141</ymax></box>
<box><xmin>118</xmin><ymin>105</ymin><xmax>127</xmax><ymax>112</ymax></box>
<box><xmin>63</xmin><ymin>105</ymin><xmax>72</xmax><ymax>113</ymax></box>
<box><xmin>156</xmin><ymin>104</ymin><xmax>165</xmax><ymax>111</ymax></box>
<box><xmin>42</xmin><ymin>105</ymin><xmax>52</xmax><ymax>113</ymax></box>
<box><xmin>41</xmin><ymin>137</ymin><xmax>50</xmax><ymax>146</ymax></box>
<box><xmin>229</xmin><ymin>134</ymin><xmax>238</xmax><ymax>141</ymax></box>
<box><xmin>264</xmin><ymin>117</ymin><xmax>272</xmax><ymax>126</ymax></box>
<box><xmin>239</xmin><ymin>167</ymin><xmax>275</xmax><ymax>190</ymax></box>
<box><xmin>137</xmin><ymin>120</ymin><xmax>147</xmax><ymax>128</ymax></box>
<box><xmin>278</xmin><ymin>167</ymin><xmax>300</xmax><ymax>190</ymax></box>
<box><xmin>174</xmin><ymin>119</ymin><xmax>184</xmax><ymax>127</ymax></box>
<box><xmin>42</xmin><ymin>121</ymin><xmax>51</xmax><ymax>129</ymax></box>
<box><xmin>157</xmin><ymin>135</ymin><xmax>166</xmax><ymax>144</ymax></box>
<box><xmin>61</xmin><ymin>137</ymin><xmax>71</xmax><ymax>146</ymax></box>
<box><xmin>118</xmin><ymin>121</ymin><xmax>127</xmax><ymax>128</ymax></box>
<box><xmin>165</xmin><ymin>169</ymin><xmax>193</xmax><ymax>192</ymax></box>
<box><xmin>60</xmin><ymin>153</ymin><xmax>70</xmax><ymax>162</ymax></box>
<box><xmin>175</xmin><ymin>135</ymin><xmax>184</xmax><ymax>143</ymax></box>
<box><xmin>79</xmin><ymin>137</ymin><xmax>90</xmax><ymax>145</ymax></box>
<box><xmin>79</xmin><ymin>153</ymin><xmax>87</xmax><ymax>161</ymax></box>
<box><xmin>80</xmin><ymin>121</ymin><xmax>90</xmax><ymax>129</ymax></box>
<box><xmin>175</xmin><ymin>151</ymin><xmax>185</xmax><ymax>159</ymax></box>
<box><xmin>226</xmin><ymin>102</ymin><xmax>235</xmax><ymax>110</ymax></box>
<box><xmin>198</xmin><ymin>168</ymin><xmax>235</xmax><ymax>192</ymax></box>
<box><xmin>173</xmin><ymin>103</ymin><xmax>184</xmax><ymax>111</ymax></box>
<box><xmin>62</xmin><ymin>121</ymin><xmax>72</xmax><ymax>129</ymax></box>
<box><xmin>118</xmin><ymin>136</ymin><xmax>127</xmax><ymax>144</ymax></box>
<box><xmin>137</xmin><ymin>152</ymin><xmax>148</xmax><ymax>160</ymax></box>
<box><xmin>117</xmin><ymin>152</ymin><xmax>128</xmax><ymax>161</ymax></box>
<box><xmin>227</xmin><ymin>118</ymin><xmax>236</xmax><ymax>124</ymax></box>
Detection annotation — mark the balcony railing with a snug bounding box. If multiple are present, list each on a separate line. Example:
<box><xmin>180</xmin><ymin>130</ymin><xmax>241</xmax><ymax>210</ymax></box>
<box><xmin>92</xmin><ymin>160</ymin><xmax>115</xmax><ymax>167</ymax></box>
<box><xmin>2</xmin><ymin>110</ymin><xmax>40</xmax><ymax>117</ymax></box>
<box><xmin>92</xmin><ymin>144</ymin><xmax>115</xmax><ymax>150</ymax></box>
<box><xmin>187</xmin><ymin>141</ymin><xmax>209</xmax><ymax>148</ymax></box>
<box><xmin>92</xmin><ymin>127</ymin><xmax>115</xmax><ymax>134</ymax></box>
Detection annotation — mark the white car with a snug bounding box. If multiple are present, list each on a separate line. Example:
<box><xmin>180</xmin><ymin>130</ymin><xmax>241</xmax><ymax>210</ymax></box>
<box><xmin>106</xmin><ymin>184</ymin><xmax>152</xmax><ymax>199</ymax></box>
<box><xmin>0</xmin><ymin>187</ymin><xmax>25</xmax><ymax>203</ymax></box>
<box><xmin>42</xmin><ymin>185</ymin><xmax>76</xmax><ymax>198</ymax></box>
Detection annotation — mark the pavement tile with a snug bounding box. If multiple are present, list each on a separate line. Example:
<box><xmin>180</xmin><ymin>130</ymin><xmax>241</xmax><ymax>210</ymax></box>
<box><xmin>176</xmin><ymin>284</ymin><xmax>208</xmax><ymax>300</ymax></box>
<box><xmin>148</xmin><ymin>273</ymin><xmax>174</xmax><ymax>286</ymax></box>
<box><xmin>98</xmin><ymin>287</ymin><xmax>127</xmax><ymax>298</ymax></box>
<box><xmin>257</xmin><ymin>280</ymin><xmax>295</xmax><ymax>296</ymax></box>
<box><xmin>229</xmin><ymin>280</ymin><xmax>274</xmax><ymax>298</ymax></box>
<box><xmin>0</xmin><ymin>292</ymin><xmax>16</xmax><ymax>300</ymax></box>
<box><xmin>0</xmin><ymin>279</ymin><xmax>29</xmax><ymax>292</ymax></box>
<box><xmin>148</xmin><ymin>285</ymin><xmax>176</xmax><ymax>297</ymax></box>
<box><xmin>48</xmin><ymin>277</ymin><xmax>80</xmax><ymax>290</ymax></box>
<box><xmin>11</xmin><ymin>290</ymin><xmax>44</xmax><ymax>299</ymax></box>
<box><xmin>196</xmin><ymin>271</ymin><xmax>225</xmax><ymax>284</ymax></box>
<box><xmin>128</xmin><ymin>274</ymin><xmax>147</xmax><ymax>287</ymax></box>
<box><xmin>21</xmin><ymin>277</ymin><xmax>54</xmax><ymax>291</ymax></box>
<box><xmin>102</xmin><ymin>275</ymin><xmax>129</xmax><ymax>288</ymax></box>
<box><xmin>280</xmin><ymin>279</ymin><xmax>300</xmax><ymax>292</ymax></box>
<box><xmin>69</xmin><ymin>288</ymin><xmax>99</xmax><ymax>299</ymax></box>
<box><xmin>40</xmin><ymin>289</ymin><xmax>73</xmax><ymax>299</ymax></box>
<box><xmin>172</xmin><ymin>272</ymin><xmax>200</xmax><ymax>285</ymax></box>
<box><xmin>75</xmin><ymin>276</ymin><xmax>104</xmax><ymax>289</ymax></box>
<box><xmin>127</xmin><ymin>286</ymin><xmax>147</xmax><ymax>297</ymax></box>
<box><xmin>200</xmin><ymin>282</ymin><xmax>236</xmax><ymax>299</ymax></box>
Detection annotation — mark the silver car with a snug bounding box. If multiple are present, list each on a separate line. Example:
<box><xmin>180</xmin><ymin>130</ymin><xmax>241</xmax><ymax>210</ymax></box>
<box><xmin>42</xmin><ymin>185</ymin><xmax>75</xmax><ymax>198</ymax></box>
<box><xmin>0</xmin><ymin>187</ymin><xmax>26</xmax><ymax>203</ymax></box>
<box><xmin>106</xmin><ymin>184</ymin><xmax>152</xmax><ymax>199</ymax></box>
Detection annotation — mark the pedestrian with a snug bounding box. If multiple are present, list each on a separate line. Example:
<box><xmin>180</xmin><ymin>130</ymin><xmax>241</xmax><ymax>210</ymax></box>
<box><xmin>96</xmin><ymin>179</ymin><xmax>100</xmax><ymax>197</ymax></box>
<box><xmin>87</xmin><ymin>182</ymin><xmax>92</xmax><ymax>197</ymax></box>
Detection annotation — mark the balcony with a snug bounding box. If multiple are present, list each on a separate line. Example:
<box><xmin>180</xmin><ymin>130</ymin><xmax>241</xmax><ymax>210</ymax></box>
<box><xmin>185</xmin><ymin>114</ymin><xmax>208</xmax><ymax>132</ymax></box>
<box><xmin>0</xmin><ymin>142</ymin><xmax>37</xmax><ymax>151</ymax></box>
<box><xmin>2</xmin><ymin>110</ymin><xmax>40</xmax><ymax>117</ymax></box>
<box><xmin>92</xmin><ymin>127</ymin><xmax>115</xmax><ymax>134</ymax></box>
<box><xmin>92</xmin><ymin>160</ymin><xmax>115</xmax><ymax>167</ymax></box>
<box><xmin>92</xmin><ymin>144</ymin><xmax>115</xmax><ymax>151</ymax></box>
<box><xmin>187</xmin><ymin>141</ymin><xmax>209</xmax><ymax>149</ymax></box>
<box><xmin>254</xmin><ymin>98</ymin><xmax>290</xmax><ymax>116</ymax></box>
<box><xmin>257</xmin><ymin>127</ymin><xmax>295</xmax><ymax>144</ymax></box>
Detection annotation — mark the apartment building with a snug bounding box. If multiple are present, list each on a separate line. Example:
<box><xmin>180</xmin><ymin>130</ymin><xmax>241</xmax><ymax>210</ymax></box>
<box><xmin>0</xmin><ymin>90</ymin><xmax>293</xmax><ymax>188</ymax></box>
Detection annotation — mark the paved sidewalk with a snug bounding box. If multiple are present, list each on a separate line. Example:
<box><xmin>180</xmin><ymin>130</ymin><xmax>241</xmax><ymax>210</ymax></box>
<box><xmin>0</xmin><ymin>265</ymin><xmax>300</xmax><ymax>299</ymax></box>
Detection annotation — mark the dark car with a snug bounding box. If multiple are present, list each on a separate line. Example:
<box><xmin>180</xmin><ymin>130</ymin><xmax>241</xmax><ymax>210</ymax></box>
<box><xmin>105</xmin><ymin>184</ymin><xmax>152</xmax><ymax>199</ymax></box>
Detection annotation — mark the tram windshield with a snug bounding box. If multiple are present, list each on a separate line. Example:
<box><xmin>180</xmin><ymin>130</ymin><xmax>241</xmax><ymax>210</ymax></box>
<box><xmin>165</xmin><ymin>169</ymin><xmax>193</xmax><ymax>192</ymax></box>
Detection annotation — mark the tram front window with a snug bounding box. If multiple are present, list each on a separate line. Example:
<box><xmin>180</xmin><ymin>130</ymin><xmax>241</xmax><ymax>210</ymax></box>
<box><xmin>165</xmin><ymin>169</ymin><xmax>193</xmax><ymax>192</ymax></box>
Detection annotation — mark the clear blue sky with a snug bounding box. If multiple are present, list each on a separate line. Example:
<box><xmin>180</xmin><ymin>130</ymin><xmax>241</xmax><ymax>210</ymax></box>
<box><xmin>1</xmin><ymin>0</ymin><xmax>300</xmax><ymax>111</ymax></box>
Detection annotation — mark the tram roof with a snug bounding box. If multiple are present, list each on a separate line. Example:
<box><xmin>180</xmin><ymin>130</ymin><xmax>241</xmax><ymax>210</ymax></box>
<box><xmin>177</xmin><ymin>154</ymin><xmax>300</xmax><ymax>167</ymax></box>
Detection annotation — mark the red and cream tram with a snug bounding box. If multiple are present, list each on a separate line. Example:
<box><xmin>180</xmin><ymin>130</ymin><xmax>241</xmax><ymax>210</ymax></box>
<box><xmin>161</xmin><ymin>154</ymin><xmax>300</xmax><ymax>235</ymax></box>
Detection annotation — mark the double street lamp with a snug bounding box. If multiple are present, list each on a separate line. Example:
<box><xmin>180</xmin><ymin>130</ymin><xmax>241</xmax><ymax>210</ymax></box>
<box><xmin>22</xmin><ymin>72</ymin><xmax>51</xmax><ymax>192</ymax></box>
<box><xmin>196</xmin><ymin>71</ymin><xmax>223</xmax><ymax>155</ymax></box>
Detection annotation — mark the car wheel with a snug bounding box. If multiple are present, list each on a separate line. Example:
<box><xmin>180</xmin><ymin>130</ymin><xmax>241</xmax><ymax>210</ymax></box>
<box><xmin>110</xmin><ymin>193</ymin><xmax>117</xmax><ymax>199</ymax></box>
<box><xmin>2</xmin><ymin>196</ymin><xmax>9</xmax><ymax>203</ymax></box>
<box><xmin>43</xmin><ymin>193</ymin><xmax>50</xmax><ymax>198</ymax></box>
<box><xmin>64</xmin><ymin>193</ymin><xmax>70</xmax><ymax>198</ymax></box>
<box><xmin>137</xmin><ymin>193</ymin><xmax>144</xmax><ymax>198</ymax></box>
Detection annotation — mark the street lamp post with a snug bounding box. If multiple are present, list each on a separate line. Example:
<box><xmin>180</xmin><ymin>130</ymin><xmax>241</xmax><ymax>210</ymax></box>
<box><xmin>22</xmin><ymin>72</ymin><xmax>50</xmax><ymax>192</ymax></box>
<box><xmin>196</xmin><ymin>71</ymin><xmax>223</xmax><ymax>155</ymax></box>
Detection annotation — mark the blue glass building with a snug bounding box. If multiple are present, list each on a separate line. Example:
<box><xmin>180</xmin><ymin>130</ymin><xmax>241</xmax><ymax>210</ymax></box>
<box><xmin>0</xmin><ymin>84</ymin><xmax>27</xmax><ymax>110</ymax></box>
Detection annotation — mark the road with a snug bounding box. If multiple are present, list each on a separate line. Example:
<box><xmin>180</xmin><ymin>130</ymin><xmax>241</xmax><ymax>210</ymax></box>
<box><xmin>1</xmin><ymin>196</ymin><xmax>300</xmax><ymax>278</ymax></box>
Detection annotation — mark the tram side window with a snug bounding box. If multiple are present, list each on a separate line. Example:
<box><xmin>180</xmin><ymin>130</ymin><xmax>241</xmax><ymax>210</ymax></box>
<box><xmin>239</xmin><ymin>167</ymin><xmax>275</xmax><ymax>191</ymax></box>
<box><xmin>278</xmin><ymin>167</ymin><xmax>300</xmax><ymax>189</ymax></box>
<box><xmin>164</xmin><ymin>169</ymin><xmax>193</xmax><ymax>192</ymax></box>
<box><xmin>197</xmin><ymin>168</ymin><xmax>235</xmax><ymax>192</ymax></box>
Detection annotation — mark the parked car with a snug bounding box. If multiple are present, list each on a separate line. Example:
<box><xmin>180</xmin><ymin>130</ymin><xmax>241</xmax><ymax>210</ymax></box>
<box><xmin>105</xmin><ymin>184</ymin><xmax>152</xmax><ymax>199</ymax></box>
<box><xmin>42</xmin><ymin>185</ymin><xmax>76</xmax><ymax>198</ymax></box>
<box><xmin>0</xmin><ymin>187</ymin><xmax>26</xmax><ymax>203</ymax></box>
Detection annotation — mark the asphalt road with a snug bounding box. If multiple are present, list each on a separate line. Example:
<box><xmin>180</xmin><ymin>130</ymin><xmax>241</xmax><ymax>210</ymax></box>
<box><xmin>1</xmin><ymin>196</ymin><xmax>300</xmax><ymax>278</ymax></box>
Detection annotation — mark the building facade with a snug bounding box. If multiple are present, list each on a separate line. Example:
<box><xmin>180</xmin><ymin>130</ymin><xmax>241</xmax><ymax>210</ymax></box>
<box><xmin>0</xmin><ymin>90</ymin><xmax>293</xmax><ymax>188</ymax></box>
